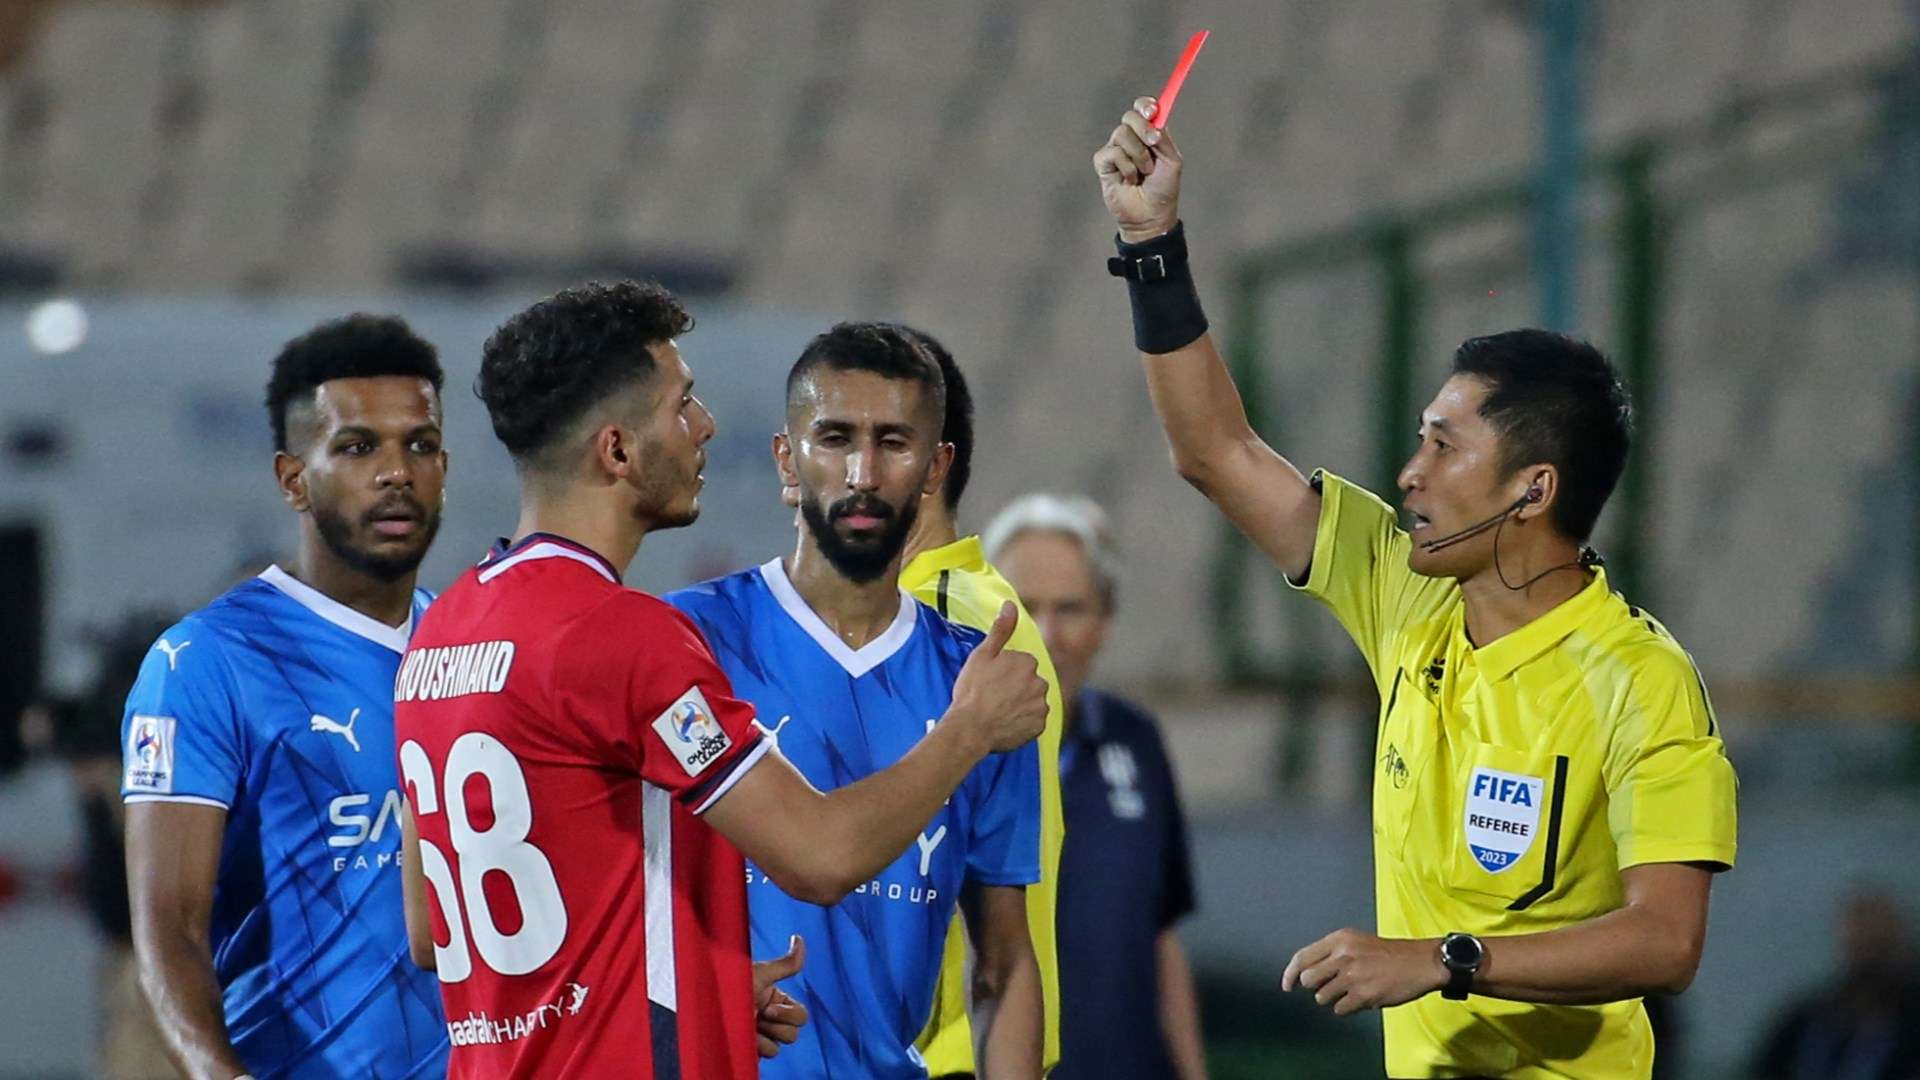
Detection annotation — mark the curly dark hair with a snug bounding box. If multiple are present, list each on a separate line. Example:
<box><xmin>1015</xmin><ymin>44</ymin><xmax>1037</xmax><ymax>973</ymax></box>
<box><xmin>265</xmin><ymin>314</ymin><xmax>444</xmax><ymax>452</ymax></box>
<box><xmin>785</xmin><ymin>321</ymin><xmax>945</xmax><ymax>429</ymax></box>
<box><xmin>478</xmin><ymin>280</ymin><xmax>695</xmax><ymax>466</ymax></box>
<box><xmin>901</xmin><ymin>327</ymin><xmax>974</xmax><ymax>511</ymax></box>
<box><xmin>1452</xmin><ymin>329</ymin><xmax>1633</xmax><ymax>541</ymax></box>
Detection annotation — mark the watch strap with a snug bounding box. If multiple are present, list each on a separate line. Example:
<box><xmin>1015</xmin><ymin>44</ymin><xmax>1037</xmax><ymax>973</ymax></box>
<box><xmin>1443</xmin><ymin>961</ymin><xmax>1473</xmax><ymax>1000</ymax></box>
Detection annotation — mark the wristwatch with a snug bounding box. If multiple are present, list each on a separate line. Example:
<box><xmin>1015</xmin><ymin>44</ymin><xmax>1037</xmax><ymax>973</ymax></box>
<box><xmin>1439</xmin><ymin>932</ymin><xmax>1484</xmax><ymax>1001</ymax></box>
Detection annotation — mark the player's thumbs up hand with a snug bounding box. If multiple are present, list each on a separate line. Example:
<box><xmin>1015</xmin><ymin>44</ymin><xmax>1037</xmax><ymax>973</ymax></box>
<box><xmin>754</xmin><ymin>935</ymin><xmax>809</xmax><ymax>1059</ymax></box>
<box><xmin>950</xmin><ymin>603</ymin><xmax>1048</xmax><ymax>754</ymax></box>
<box><xmin>1094</xmin><ymin>96</ymin><xmax>1183</xmax><ymax>242</ymax></box>
<box><xmin>980</xmin><ymin>600</ymin><xmax>1019</xmax><ymax>657</ymax></box>
<box><xmin>755</xmin><ymin>934</ymin><xmax>806</xmax><ymax>995</ymax></box>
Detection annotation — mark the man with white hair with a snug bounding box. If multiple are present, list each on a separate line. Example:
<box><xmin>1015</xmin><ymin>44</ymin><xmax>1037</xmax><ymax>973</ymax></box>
<box><xmin>983</xmin><ymin>494</ymin><xmax>1208</xmax><ymax>1080</ymax></box>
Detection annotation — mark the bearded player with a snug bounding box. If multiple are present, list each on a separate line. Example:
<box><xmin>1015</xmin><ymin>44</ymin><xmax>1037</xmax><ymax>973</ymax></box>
<box><xmin>668</xmin><ymin>322</ymin><xmax>1044</xmax><ymax>1079</ymax></box>
<box><xmin>123</xmin><ymin>316</ymin><xmax>450</xmax><ymax>1079</ymax></box>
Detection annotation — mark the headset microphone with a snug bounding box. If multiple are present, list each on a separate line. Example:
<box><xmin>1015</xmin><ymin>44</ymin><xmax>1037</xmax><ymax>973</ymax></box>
<box><xmin>1417</xmin><ymin>492</ymin><xmax>1534</xmax><ymax>553</ymax></box>
<box><xmin>1415</xmin><ymin>484</ymin><xmax>1603</xmax><ymax>590</ymax></box>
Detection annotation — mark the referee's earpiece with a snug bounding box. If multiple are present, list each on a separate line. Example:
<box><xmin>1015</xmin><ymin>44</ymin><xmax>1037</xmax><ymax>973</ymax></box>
<box><xmin>1524</xmin><ymin>485</ymin><xmax>1544</xmax><ymax>504</ymax></box>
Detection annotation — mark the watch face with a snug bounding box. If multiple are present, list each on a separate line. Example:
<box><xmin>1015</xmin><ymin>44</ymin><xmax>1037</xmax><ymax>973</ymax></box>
<box><xmin>1443</xmin><ymin>934</ymin><xmax>1483</xmax><ymax>968</ymax></box>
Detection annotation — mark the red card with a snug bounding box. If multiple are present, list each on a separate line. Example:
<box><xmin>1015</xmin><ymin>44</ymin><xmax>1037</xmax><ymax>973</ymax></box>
<box><xmin>1152</xmin><ymin>30</ymin><xmax>1210</xmax><ymax>129</ymax></box>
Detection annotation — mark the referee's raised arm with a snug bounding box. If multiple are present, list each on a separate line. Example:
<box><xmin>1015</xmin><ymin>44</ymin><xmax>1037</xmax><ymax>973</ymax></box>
<box><xmin>1094</xmin><ymin>96</ymin><xmax>1320</xmax><ymax>584</ymax></box>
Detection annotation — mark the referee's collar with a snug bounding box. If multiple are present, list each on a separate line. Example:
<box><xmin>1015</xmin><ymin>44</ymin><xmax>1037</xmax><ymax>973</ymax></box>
<box><xmin>1473</xmin><ymin>566</ymin><xmax>1613</xmax><ymax>682</ymax></box>
<box><xmin>903</xmin><ymin>535</ymin><xmax>986</xmax><ymax>583</ymax></box>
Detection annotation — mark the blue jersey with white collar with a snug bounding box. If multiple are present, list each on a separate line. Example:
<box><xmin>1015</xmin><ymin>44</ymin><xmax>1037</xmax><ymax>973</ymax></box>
<box><xmin>666</xmin><ymin>558</ymin><xmax>1041</xmax><ymax>1080</ymax></box>
<box><xmin>120</xmin><ymin>565</ymin><xmax>448</xmax><ymax>1080</ymax></box>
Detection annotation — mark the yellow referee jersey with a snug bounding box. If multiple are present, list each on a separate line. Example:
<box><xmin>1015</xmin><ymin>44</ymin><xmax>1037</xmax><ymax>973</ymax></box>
<box><xmin>902</xmin><ymin>536</ymin><xmax>1064</xmax><ymax>1075</ymax></box>
<box><xmin>1293</xmin><ymin>472</ymin><xmax>1737</xmax><ymax>1080</ymax></box>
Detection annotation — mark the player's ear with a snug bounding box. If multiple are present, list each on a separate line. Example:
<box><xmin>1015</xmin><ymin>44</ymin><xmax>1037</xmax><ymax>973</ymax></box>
<box><xmin>772</xmin><ymin>432</ymin><xmax>798</xmax><ymax>491</ymax></box>
<box><xmin>594</xmin><ymin>424</ymin><xmax>633</xmax><ymax>478</ymax></box>
<box><xmin>922</xmin><ymin>441</ymin><xmax>955</xmax><ymax>499</ymax></box>
<box><xmin>274</xmin><ymin>451</ymin><xmax>310</xmax><ymax>512</ymax></box>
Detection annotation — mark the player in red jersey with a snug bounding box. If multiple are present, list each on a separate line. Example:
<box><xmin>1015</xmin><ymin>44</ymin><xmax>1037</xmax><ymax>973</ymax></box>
<box><xmin>394</xmin><ymin>281</ymin><xmax>1049</xmax><ymax>1080</ymax></box>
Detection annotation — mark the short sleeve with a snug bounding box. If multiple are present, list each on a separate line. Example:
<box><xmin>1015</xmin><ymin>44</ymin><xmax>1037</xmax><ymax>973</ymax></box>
<box><xmin>1288</xmin><ymin>471</ymin><xmax>1452</xmax><ymax>680</ymax></box>
<box><xmin>562</xmin><ymin>594</ymin><xmax>768</xmax><ymax>814</ymax></box>
<box><xmin>120</xmin><ymin>622</ymin><xmax>245</xmax><ymax>809</ymax></box>
<box><xmin>1603</xmin><ymin>649</ymin><xmax>1739</xmax><ymax>871</ymax></box>
<box><xmin>964</xmin><ymin>738</ymin><xmax>1042</xmax><ymax>888</ymax></box>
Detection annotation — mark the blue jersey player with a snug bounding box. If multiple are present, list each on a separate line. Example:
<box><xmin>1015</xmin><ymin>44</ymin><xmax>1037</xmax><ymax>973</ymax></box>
<box><xmin>668</xmin><ymin>322</ymin><xmax>1044</xmax><ymax>1079</ymax></box>
<box><xmin>122</xmin><ymin>316</ymin><xmax>451</xmax><ymax>1080</ymax></box>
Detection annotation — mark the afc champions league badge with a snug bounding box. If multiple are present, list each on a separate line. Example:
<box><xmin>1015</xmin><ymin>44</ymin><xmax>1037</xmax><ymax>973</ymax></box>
<box><xmin>124</xmin><ymin>715</ymin><xmax>177</xmax><ymax>793</ymax></box>
<box><xmin>652</xmin><ymin>685</ymin><xmax>732</xmax><ymax>777</ymax></box>
<box><xmin>1463</xmin><ymin>766</ymin><xmax>1544</xmax><ymax>873</ymax></box>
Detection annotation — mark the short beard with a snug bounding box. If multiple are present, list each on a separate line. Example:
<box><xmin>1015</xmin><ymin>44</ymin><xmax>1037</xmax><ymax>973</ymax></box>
<box><xmin>800</xmin><ymin>491</ymin><xmax>917</xmax><ymax>585</ymax></box>
<box><xmin>631</xmin><ymin>441</ymin><xmax>700</xmax><ymax>531</ymax></box>
<box><xmin>311</xmin><ymin>502</ymin><xmax>437</xmax><ymax>583</ymax></box>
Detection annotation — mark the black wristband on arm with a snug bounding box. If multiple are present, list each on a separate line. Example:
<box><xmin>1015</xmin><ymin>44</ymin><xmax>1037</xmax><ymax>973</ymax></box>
<box><xmin>1108</xmin><ymin>221</ymin><xmax>1208</xmax><ymax>355</ymax></box>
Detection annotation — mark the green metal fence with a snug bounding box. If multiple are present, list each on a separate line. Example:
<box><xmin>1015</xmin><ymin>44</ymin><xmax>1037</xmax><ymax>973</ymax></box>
<box><xmin>1212</xmin><ymin>51</ymin><xmax>1920</xmax><ymax>687</ymax></box>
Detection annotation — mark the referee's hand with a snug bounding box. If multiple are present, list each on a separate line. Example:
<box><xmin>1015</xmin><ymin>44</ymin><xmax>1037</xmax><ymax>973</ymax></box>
<box><xmin>1280</xmin><ymin>928</ymin><xmax>1449</xmax><ymax>1016</ymax></box>
<box><xmin>1094</xmin><ymin>96</ymin><xmax>1183</xmax><ymax>243</ymax></box>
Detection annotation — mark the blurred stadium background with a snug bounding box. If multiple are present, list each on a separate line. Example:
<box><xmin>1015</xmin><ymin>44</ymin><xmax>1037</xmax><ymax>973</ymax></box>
<box><xmin>1</xmin><ymin>0</ymin><xmax>1917</xmax><ymax>1076</ymax></box>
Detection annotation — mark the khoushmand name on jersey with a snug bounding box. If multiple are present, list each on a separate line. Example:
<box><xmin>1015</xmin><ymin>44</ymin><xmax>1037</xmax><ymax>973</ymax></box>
<box><xmin>396</xmin><ymin>641</ymin><xmax>516</xmax><ymax>702</ymax></box>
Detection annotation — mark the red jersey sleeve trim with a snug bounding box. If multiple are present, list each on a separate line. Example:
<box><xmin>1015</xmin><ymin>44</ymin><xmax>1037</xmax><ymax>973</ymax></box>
<box><xmin>686</xmin><ymin>731</ymin><xmax>772</xmax><ymax>815</ymax></box>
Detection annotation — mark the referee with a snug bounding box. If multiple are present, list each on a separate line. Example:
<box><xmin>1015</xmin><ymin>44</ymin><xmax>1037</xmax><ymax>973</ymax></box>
<box><xmin>1092</xmin><ymin>97</ymin><xmax>1737</xmax><ymax>1080</ymax></box>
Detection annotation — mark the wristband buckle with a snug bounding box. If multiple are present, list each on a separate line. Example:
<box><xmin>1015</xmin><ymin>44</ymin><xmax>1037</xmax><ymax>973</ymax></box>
<box><xmin>1107</xmin><ymin>253</ymin><xmax>1170</xmax><ymax>282</ymax></box>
